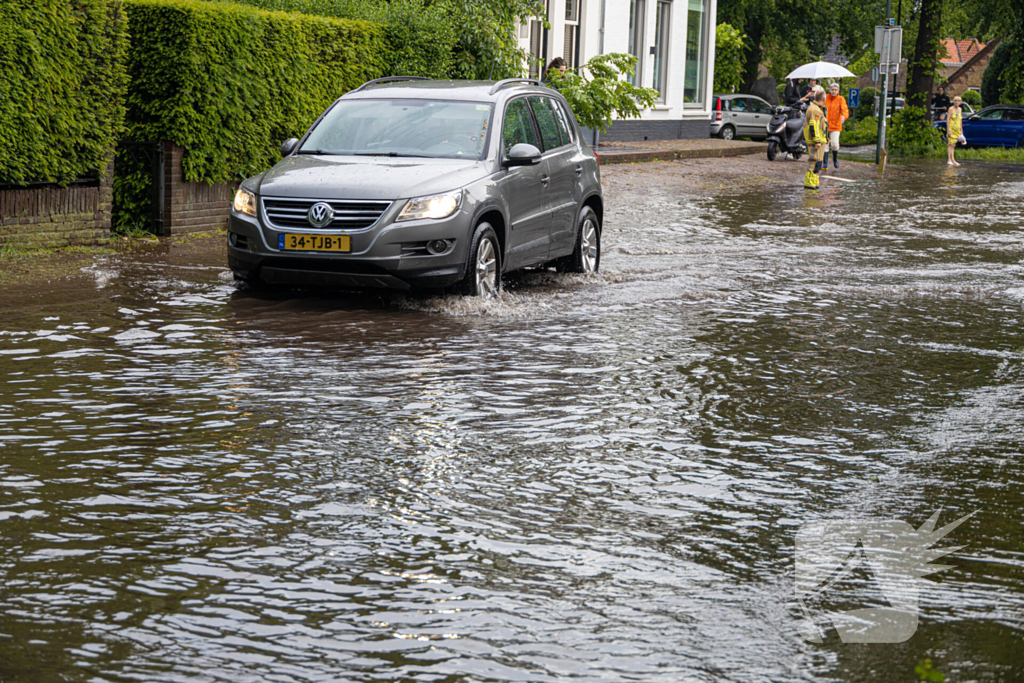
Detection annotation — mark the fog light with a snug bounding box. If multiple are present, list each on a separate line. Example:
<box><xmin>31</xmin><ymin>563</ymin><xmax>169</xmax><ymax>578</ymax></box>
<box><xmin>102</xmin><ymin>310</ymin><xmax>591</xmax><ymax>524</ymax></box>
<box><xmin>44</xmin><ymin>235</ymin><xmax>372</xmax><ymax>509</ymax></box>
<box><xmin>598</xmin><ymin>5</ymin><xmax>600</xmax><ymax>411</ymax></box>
<box><xmin>228</xmin><ymin>232</ymin><xmax>238</xmax><ymax>246</ymax></box>
<box><xmin>426</xmin><ymin>239</ymin><xmax>450</xmax><ymax>255</ymax></box>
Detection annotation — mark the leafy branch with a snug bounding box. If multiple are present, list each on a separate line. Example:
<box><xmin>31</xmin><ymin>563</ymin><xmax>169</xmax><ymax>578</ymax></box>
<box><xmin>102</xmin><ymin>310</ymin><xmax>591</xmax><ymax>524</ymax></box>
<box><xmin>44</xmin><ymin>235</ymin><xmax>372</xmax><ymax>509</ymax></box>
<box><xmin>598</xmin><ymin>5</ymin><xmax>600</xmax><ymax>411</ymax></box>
<box><xmin>547</xmin><ymin>54</ymin><xmax>659</xmax><ymax>133</ymax></box>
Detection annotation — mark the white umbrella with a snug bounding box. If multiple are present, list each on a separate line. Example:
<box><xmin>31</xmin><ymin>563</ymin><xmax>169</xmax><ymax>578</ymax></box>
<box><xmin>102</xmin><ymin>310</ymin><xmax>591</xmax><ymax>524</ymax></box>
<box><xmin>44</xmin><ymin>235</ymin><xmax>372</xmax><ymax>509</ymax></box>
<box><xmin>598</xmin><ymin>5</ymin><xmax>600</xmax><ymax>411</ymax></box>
<box><xmin>785</xmin><ymin>61</ymin><xmax>857</xmax><ymax>80</ymax></box>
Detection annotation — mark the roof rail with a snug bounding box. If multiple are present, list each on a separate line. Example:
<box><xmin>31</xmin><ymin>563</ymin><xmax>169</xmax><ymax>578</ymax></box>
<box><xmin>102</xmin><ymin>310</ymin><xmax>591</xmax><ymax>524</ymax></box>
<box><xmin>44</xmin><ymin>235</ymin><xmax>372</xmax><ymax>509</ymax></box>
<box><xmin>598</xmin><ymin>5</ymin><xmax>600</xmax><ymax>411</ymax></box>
<box><xmin>352</xmin><ymin>76</ymin><xmax>429</xmax><ymax>93</ymax></box>
<box><xmin>488</xmin><ymin>78</ymin><xmax>542</xmax><ymax>95</ymax></box>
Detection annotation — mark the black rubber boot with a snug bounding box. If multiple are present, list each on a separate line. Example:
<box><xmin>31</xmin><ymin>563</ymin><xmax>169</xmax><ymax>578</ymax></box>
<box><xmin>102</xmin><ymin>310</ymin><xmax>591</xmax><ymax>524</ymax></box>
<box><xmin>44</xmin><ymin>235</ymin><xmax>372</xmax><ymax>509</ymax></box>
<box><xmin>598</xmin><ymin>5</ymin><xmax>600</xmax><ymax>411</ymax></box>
<box><xmin>833</xmin><ymin>151</ymin><xmax>839</xmax><ymax>168</ymax></box>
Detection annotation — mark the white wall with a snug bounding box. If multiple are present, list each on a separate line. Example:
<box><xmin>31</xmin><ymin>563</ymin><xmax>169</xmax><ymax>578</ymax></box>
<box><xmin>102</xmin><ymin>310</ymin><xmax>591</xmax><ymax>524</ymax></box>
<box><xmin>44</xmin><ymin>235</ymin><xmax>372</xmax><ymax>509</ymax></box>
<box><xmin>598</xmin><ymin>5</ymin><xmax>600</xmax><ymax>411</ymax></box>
<box><xmin>521</xmin><ymin>0</ymin><xmax>717</xmax><ymax>123</ymax></box>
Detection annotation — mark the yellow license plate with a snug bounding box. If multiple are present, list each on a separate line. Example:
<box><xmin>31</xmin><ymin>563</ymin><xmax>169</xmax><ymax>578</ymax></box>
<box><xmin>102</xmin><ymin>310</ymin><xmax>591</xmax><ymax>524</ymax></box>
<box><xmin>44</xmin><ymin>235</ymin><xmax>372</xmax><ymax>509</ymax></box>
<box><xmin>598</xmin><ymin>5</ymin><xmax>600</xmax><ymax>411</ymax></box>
<box><xmin>278</xmin><ymin>233</ymin><xmax>351</xmax><ymax>252</ymax></box>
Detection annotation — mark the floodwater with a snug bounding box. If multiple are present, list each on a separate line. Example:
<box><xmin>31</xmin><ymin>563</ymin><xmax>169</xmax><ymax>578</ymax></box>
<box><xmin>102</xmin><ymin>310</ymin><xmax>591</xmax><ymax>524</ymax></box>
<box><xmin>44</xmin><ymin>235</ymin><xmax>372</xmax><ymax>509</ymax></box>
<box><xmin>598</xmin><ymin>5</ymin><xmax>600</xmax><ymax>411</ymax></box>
<box><xmin>1</xmin><ymin>159</ymin><xmax>1022</xmax><ymax>682</ymax></box>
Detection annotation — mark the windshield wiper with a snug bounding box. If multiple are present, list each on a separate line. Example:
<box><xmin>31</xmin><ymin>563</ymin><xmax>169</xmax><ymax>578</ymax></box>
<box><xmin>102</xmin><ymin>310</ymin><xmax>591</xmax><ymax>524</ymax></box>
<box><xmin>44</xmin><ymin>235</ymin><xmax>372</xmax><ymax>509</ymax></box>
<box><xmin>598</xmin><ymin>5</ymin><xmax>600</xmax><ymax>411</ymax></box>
<box><xmin>296</xmin><ymin>149</ymin><xmax>337</xmax><ymax>155</ymax></box>
<box><xmin>352</xmin><ymin>152</ymin><xmax>433</xmax><ymax>158</ymax></box>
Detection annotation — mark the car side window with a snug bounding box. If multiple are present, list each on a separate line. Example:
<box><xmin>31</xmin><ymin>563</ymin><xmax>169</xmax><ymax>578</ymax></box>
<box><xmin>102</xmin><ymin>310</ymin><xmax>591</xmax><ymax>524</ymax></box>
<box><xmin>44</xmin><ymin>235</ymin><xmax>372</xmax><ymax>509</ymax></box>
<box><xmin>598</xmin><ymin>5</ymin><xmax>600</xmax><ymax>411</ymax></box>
<box><xmin>751</xmin><ymin>99</ymin><xmax>772</xmax><ymax>114</ymax></box>
<box><xmin>528</xmin><ymin>97</ymin><xmax>563</xmax><ymax>151</ymax></box>
<box><xmin>978</xmin><ymin>108</ymin><xmax>1005</xmax><ymax>120</ymax></box>
<box><xmin>730</xmin><ymin>98</ymin><xmax>748</xmax><ymax>112</ymax></box>
<box><xmin>502</xmin><ymin>98</ymin><xmax>541</xmax><ymax>156</ymax></box>
<box><xmin>553</xmin><ymin>100</ymin><xmax>576</xmax><ymax>145</ymax></box>
<box><xmin>1005</xmin><ymin>109</ymin><xmax>1024</xmax><ymax>121</ymax></box>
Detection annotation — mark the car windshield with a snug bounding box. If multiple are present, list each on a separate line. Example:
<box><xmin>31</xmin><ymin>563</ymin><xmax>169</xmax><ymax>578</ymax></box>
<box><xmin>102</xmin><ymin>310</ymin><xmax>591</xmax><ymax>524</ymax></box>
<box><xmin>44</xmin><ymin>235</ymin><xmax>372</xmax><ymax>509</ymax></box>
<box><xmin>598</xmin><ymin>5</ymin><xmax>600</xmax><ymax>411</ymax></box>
<box><xmin>300</xmin><ymin>99</ymin><xmax>493</xmax><ymax>159</ymax></box>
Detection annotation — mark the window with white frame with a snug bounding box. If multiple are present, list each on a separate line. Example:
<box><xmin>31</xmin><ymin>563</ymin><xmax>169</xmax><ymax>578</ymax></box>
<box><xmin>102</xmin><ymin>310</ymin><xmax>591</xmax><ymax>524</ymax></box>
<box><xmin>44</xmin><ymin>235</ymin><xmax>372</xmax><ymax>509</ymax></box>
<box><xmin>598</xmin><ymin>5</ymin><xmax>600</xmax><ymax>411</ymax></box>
<box><xmin>683</xmin><ymin>0</ymin><xmax>708</xmax><ymax>105</ymax></box>
<box><xmin>652</xmin><ymin>0</ymin><xmax>671</xmax><ymax>102</ymax></box>
<box><xmin>628</xmin><ymin>0</ymin><xmax>646</xmax><ymax>86</ymax></box>
<box><xmin>564</xmin><ymin>0</ymin><xmax>582</xmax><ymax>69</ymax></box>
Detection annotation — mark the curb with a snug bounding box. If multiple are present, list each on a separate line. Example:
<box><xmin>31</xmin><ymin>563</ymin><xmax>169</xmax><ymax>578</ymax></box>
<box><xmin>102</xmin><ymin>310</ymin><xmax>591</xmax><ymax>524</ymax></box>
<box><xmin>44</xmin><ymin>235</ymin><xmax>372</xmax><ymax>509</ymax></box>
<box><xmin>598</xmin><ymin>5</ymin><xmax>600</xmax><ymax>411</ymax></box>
<box><xmin>598</xmin><ymin>144</ymin><xmax>765</xmax><ymax>165</ymax></box>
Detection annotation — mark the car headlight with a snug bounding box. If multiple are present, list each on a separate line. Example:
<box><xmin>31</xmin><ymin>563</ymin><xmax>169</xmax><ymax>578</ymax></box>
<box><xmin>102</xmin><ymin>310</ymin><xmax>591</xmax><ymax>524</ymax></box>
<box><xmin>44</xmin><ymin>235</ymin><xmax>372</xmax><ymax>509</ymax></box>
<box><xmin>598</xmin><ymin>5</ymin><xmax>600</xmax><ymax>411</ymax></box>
<box><xmin>397</xmin><ymin>190</ymin><xmax>462</xmax><ymax>222</ymax></box>
<box><xmin>233</xmin><ymin>187</ymin><xmax>257</xmax><ymax>217</ymax></box>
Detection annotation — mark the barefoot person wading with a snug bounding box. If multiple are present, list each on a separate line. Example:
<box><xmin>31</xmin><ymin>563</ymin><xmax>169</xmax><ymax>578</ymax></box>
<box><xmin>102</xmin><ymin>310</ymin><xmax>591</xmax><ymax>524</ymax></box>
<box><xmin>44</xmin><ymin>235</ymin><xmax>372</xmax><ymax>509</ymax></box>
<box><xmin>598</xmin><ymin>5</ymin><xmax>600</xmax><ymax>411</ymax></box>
<box><xmin>947</xmin><ymin>95</ymin><xmax>964</xmax><ymax>166</ymax></box>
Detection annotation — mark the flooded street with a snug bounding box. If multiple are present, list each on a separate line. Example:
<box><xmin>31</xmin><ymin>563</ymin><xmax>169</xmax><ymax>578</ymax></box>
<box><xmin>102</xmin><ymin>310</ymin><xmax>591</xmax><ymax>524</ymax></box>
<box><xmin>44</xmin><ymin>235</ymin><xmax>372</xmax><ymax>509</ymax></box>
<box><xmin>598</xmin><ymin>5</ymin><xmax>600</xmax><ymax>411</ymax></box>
<box><xmin>1</xmin><ymin>158</ymin><xmax>1022</xmax><ymax>681</ymax></box>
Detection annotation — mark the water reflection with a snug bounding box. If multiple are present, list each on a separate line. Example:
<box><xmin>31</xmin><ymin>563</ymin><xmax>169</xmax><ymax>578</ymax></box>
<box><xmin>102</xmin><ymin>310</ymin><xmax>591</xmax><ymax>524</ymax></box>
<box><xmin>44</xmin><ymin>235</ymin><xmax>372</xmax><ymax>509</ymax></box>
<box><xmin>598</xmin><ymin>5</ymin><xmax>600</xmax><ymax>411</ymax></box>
<box><xmin>1</xmin><ymin>160</ymin><xmax>1022</xmax><ymax>681</ymax></box>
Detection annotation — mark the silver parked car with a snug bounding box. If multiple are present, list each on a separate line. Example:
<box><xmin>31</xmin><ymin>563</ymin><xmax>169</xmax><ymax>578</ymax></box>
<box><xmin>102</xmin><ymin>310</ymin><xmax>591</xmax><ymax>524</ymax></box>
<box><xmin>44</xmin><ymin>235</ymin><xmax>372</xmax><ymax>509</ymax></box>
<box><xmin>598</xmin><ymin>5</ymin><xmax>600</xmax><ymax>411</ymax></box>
<box><xmin>711</xmin><ymin>94</ymin><xmax>775</xmax><ymax>140</ymax></box>
<box><xmin>228</xmin><ymin>77</ymin><xmax>603</xmax><ymax>296</ymax></box>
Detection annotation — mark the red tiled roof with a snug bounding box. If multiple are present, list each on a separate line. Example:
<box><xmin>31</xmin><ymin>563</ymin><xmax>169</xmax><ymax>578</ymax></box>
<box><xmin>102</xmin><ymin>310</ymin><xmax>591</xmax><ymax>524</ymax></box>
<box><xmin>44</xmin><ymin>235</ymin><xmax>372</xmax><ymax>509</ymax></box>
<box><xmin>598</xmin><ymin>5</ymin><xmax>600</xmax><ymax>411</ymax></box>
<box><xmin>940</xmin><ymin>38</ymin><xmax>986</xmax><ymax>64</ymax></box>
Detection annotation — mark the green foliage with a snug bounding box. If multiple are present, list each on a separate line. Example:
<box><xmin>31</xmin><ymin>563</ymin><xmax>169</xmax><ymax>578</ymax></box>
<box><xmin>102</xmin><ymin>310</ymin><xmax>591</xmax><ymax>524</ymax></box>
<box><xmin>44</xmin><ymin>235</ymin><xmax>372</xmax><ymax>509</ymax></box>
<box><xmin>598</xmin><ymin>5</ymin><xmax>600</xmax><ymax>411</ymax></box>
<box><xmin>841</xmin><ymin>115</ymin><xmax>878</xmax><ymax>145</ymax></box>
<box><xmin>548</xmin><ymin>54</ymin><xmax>659</xmax><ymax>134</ymax></box>
<box><xmin>889</xmin><ymin>105</ymin><xmax>944</xmax><ymax>155</ymax></box>
<box><xmin>714</xmin><ymin>23</ymin><xmax>746</xmax><ymax>94</ymax></box>
<box><xmin>935</xmin><ymin>146</ymin><xmax>1024</xmax><ymax>161</ymax></box>
<box><xmin>114</xmin><ymin>0</ymin><xmax>385</xmax><ymax>228</ymax></box>
<box><xmin>206</xmin><ymin>0</ymin><xmax>455</xmax><ymax>78</ymax></box>
<box><xmin>857</xmin><ymin>87</ymin><xmax>877</xmax><ymax>119</ymax></box>
<box><xmin>448</xmin><ymin>0</ymin><xmax>546</xmax><ymax>80</ymax></box>
<box><xmin>982</xmin><ymin>39</ymin><xmax>1024</xmax><ymax>106</ymax></box>
<box><xmin>0</xmin><ymin>0</ymin><xmax>128</xmax><ymax>185</ymax></box>
<box><xmin>960</xmin><ymin>89</ymin><xmax>982</xmax><ymax>106</ymax></box>
<box><xmin>915</xmin><ymin>658</ymin><xmax>946</xmax><ymax>683</ymax></box>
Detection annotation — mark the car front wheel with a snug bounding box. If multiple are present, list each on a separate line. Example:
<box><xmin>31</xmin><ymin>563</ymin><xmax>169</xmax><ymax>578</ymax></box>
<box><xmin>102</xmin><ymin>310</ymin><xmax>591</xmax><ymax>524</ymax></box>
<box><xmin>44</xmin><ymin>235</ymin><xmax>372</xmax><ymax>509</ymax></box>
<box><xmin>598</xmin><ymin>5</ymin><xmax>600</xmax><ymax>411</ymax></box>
<box><xmin>559</xmin><ymin>206</ymin><xmax>600</xmax><ymax>274</ymax></box>
<box><xmin>461</xmin><ymin>222</ymin><xmax>501</xmax><ymax>296</ymax></box>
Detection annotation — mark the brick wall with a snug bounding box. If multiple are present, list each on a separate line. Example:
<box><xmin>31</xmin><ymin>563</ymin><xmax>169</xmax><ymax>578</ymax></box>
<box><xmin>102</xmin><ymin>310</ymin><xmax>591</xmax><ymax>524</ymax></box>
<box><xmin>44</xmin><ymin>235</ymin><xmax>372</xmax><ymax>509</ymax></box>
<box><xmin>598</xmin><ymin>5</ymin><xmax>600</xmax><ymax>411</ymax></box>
<box><xmin>585</xmin><ymin>118</ymin><xmax>711</xmax><ymax>143</ymax></box>
<box><xmin>161</xmin><ymin>142</ymin><xmax>237</xmax><ymax>236</ymax></box>
<box><xmin>0</xmin><ymin>161</ymin><xmax>113</xmax><ymax>250</ymax></box>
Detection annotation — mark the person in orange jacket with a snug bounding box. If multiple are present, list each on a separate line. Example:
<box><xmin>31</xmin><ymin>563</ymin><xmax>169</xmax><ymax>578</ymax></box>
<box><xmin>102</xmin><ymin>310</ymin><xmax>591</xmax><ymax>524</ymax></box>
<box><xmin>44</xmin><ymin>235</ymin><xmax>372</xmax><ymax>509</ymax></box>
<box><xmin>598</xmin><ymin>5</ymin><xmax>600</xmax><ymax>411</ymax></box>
<box><xmin>824</xmin><ymin>83</ymin><xmax>850</xmax><ymax>169</ymax></box>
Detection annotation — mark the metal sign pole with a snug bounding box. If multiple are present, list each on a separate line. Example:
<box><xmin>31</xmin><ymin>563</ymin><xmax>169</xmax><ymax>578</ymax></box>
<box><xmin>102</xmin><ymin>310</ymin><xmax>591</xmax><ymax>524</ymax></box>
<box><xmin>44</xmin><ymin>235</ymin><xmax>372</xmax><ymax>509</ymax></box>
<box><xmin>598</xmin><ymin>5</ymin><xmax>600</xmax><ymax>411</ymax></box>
<box><xmin>875</xmin><ymin>6</ymin><xmax>892</xmax><ymax>165</ymax></box>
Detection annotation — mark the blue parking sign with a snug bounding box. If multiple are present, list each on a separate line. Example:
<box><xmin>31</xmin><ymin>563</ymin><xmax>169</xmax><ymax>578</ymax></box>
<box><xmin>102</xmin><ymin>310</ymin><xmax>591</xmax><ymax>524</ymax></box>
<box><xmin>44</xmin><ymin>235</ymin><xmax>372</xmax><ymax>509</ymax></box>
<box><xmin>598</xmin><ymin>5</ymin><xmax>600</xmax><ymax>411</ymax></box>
<box><xmin>849</xmin><ymin>88</ymin><xmax>860</xmax><ymax>109</ymax></box>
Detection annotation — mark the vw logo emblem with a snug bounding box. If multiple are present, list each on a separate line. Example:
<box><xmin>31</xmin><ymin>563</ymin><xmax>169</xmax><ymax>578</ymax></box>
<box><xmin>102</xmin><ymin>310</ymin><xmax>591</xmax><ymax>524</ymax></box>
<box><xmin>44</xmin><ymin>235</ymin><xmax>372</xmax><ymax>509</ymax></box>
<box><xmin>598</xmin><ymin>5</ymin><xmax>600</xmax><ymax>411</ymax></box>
<box><xmin>307</xmin><ymin>202</ymin><xmax>334</xmax><ymax>228</ymax></box>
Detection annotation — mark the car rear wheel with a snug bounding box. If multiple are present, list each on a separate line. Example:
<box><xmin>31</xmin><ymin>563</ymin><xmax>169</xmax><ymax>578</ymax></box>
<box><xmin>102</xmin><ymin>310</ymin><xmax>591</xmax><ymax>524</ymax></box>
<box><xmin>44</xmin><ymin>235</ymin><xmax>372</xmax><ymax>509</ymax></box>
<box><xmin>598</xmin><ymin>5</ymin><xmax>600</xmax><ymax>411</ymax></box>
<box><xmin>558</xmin><ymin>206</ymin><xmax>600</xmax><ymax>274</ymax></box>
<box><xmin>461</xmin><ymin>222</ymin><xmax>501</xmax><ymax>297</ymax></box>
<box><xmin>718</xmin><ymin>124</ymin><xmax>736</xmax><ymax>140</ymax></box>
<box><xmin>767</xmin><ymin>141</ymin><xmax>778</xmax><ymax>161</ymax></box>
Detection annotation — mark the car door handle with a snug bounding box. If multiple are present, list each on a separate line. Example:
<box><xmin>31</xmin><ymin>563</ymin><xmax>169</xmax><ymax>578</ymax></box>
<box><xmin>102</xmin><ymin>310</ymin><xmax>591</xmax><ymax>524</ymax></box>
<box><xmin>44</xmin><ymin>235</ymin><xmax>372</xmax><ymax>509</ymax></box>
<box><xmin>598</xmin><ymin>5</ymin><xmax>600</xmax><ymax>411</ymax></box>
<box><xmin>541</xmin><ymin>175</ymin><xmax>549</xmax><ymax>186</ymax></box>
<box><xmin>575</xmin><ymin>165</ymin><xmax>583</xmax><ymax>176</ymax></box>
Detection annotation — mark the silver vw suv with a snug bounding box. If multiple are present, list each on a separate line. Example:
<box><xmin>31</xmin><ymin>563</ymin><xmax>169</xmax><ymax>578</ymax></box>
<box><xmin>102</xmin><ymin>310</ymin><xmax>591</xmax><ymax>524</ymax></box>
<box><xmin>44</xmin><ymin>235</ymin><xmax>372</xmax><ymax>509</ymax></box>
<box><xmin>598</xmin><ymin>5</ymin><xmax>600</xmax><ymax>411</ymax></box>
<box><xmin>227</xmin><ymin>77</ymin><xmax>603</xmax><ymax>295</ymax></box>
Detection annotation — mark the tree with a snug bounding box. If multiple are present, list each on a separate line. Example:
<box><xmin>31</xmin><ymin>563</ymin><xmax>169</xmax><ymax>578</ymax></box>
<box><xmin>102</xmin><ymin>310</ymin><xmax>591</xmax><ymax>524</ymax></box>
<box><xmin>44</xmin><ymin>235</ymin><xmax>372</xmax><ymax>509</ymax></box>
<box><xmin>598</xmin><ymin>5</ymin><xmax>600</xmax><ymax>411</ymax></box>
<box><xmin>906</xmin><ymin>0</ymin><xmax>945</xmax><ymax>108</ymax></box>
<box><xmin>714</xmin><ymin>23</ymin><xmax>746</xmax><ymax>93</ymax></box>
<box><xmin>446</xmin><ymin>0</ymin><xmax>546</xmax><ymax>79</ymax></box>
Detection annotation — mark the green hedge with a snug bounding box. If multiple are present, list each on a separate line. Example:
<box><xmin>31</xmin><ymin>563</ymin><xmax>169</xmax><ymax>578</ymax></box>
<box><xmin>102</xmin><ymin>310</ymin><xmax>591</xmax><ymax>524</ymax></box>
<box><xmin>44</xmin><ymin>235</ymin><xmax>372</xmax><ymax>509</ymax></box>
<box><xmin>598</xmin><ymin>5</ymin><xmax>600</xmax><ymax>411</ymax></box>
<box><xmin>124</xmin><ymin>0</ymin><xmax>385</xmax><ymax>183</ymax></box>
<box><xmin>114</xmin><ymin>0</ymin><xmax>386</xmax><ymax>229</ymax></box>
<box><xmin>0</xmin><ymin>0</ymin><xmax>128</xmax><ymax>185</ymax></box>
<box><xmin>206</xmin><ymin>0</ymin><xmax>455</xmax><ymax>79</ymax></box>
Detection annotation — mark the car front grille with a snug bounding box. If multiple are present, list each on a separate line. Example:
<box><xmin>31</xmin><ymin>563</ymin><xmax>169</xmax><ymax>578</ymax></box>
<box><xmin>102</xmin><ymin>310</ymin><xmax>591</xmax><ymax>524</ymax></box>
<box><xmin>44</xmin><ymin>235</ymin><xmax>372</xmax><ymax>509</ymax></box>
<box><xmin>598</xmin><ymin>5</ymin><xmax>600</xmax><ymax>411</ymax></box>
<box><xmin>262</xmin><ymin>197</ymin><xmax>393</xmax><ymax>230</ymax></box>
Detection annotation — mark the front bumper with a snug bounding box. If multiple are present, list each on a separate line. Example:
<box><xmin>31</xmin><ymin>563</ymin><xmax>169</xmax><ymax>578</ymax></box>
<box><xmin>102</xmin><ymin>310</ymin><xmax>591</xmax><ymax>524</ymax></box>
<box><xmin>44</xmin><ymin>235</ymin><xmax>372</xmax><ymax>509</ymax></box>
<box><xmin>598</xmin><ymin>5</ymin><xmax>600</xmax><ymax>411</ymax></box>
<box><xmin>227</xmin><ymin>206</ymin><xmax>473</xmax><ymax>290</ymax></box>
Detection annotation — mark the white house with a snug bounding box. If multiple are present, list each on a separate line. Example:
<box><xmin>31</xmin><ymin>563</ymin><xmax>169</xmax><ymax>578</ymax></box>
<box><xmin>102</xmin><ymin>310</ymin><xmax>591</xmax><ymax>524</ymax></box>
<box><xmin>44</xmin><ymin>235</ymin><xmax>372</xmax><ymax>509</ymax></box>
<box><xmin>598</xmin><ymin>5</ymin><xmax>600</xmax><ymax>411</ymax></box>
<box><xmin>518</xmin><ymin>0</ymin><xmax>717</xmax><ymax>141</ymax></box>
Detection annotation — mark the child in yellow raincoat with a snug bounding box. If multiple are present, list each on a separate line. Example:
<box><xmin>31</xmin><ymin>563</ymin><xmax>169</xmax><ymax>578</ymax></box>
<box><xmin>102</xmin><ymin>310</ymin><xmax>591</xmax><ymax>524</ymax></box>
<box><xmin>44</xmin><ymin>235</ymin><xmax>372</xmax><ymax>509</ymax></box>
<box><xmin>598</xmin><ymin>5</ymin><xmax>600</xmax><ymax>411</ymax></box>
<box><xmin>804</xmin><ymin>90</ymin><xmax>828</xmax><ymax>189</ymax></box>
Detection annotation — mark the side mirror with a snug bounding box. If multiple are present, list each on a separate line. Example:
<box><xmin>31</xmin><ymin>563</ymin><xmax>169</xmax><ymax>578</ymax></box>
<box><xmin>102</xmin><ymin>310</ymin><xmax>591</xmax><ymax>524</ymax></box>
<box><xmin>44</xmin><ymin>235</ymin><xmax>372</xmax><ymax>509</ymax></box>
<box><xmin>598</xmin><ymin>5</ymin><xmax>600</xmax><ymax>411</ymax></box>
<box><xmin>504</xmin><ymin>143</ymin><xmax>542</xmax><ymax>167</ymax></box>
<box><xmin>280</xmin><ymin>138</ymin><xmax>299</xmax><ymax>156</ymax></box>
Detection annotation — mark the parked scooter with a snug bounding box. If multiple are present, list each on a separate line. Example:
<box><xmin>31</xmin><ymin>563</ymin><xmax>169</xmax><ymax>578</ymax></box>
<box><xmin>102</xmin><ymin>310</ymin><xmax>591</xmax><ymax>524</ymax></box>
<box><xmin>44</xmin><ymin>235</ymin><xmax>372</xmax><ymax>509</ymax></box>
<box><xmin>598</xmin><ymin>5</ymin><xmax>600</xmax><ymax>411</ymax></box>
<box><xmin>766</xmin><ymin>103</ymin><xmax>807</xmax><ymax>161</ymax></box>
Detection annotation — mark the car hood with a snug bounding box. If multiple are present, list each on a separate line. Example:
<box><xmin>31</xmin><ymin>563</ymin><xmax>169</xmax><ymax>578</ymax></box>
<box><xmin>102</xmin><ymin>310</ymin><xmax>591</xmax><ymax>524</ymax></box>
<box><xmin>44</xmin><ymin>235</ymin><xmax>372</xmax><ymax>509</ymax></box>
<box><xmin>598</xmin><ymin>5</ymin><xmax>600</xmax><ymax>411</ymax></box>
<box><xmin>255</xmin><ymin>155</ymin><xmax>490</xmax><ymax>200</ymax></box>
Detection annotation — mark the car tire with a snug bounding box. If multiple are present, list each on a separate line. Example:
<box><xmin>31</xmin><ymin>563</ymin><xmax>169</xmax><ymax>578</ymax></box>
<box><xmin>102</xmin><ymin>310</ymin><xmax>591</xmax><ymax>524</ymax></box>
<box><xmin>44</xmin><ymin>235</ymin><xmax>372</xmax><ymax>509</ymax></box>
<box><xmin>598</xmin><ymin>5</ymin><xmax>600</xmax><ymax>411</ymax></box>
<box><xmin>767</xmin><ymin>141</ymin><xmax>778</xmax><ymax>161</ymax></box>
<box><xmin>461</xmin><ymin>222</ymin><xmax>501</xmax><ymax>297</ymax></box>
<box><xmin>718</xmin><ymin>125</ymin><xmax>736</xmax><ymax>140</ymax></box>
<box><xmin>558</xmin><ymin>206</ymin><xmax>601</xmax><ymax>274</ymax></box>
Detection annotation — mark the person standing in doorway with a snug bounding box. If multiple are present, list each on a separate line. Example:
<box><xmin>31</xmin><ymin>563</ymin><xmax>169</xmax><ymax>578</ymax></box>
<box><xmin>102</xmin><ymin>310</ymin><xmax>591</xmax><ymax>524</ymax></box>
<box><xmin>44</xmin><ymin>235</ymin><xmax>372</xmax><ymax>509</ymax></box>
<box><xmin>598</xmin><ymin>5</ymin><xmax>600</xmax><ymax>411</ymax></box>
<box><xmin>543</xmin><ymin>57</ymin><xmax>567</xmax><ymax>88</ymax></box>
<box><xmin>804</xmin><ymin>90</ymin><xmax>828</xmax><ymax>188</ymax></box>
<box><xmin>947</xmin><ymin>95</ymin><xmax>964</xmax><ymax>166</ymax></box>
<box><xmin>824</xmin><ymin>83</ymin><xmax>849</xmax><ymax>169</ymax></box>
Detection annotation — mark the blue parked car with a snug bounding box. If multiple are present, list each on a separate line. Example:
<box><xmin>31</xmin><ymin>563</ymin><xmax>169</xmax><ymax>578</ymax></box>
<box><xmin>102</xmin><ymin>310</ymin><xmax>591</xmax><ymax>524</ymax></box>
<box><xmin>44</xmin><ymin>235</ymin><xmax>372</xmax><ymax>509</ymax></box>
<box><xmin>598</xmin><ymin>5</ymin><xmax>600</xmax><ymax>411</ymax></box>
<box><xmin>933</xmin><ymin>105</ymin><xmax>1024</xmax><ymax>147</ymax></box>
